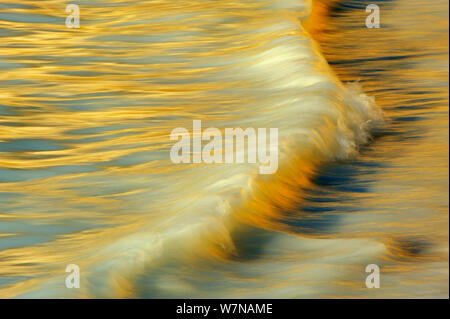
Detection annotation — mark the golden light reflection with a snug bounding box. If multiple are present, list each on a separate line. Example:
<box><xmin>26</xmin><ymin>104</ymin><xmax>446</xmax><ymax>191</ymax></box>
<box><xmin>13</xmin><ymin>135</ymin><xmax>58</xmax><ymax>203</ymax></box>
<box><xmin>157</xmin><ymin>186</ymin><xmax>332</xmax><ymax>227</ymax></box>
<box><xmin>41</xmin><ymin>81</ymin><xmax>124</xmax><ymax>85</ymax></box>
<box><xmin>0</xmin><ymin>0</ymin><xmax>448</xmax><ymax>298</ymax></box>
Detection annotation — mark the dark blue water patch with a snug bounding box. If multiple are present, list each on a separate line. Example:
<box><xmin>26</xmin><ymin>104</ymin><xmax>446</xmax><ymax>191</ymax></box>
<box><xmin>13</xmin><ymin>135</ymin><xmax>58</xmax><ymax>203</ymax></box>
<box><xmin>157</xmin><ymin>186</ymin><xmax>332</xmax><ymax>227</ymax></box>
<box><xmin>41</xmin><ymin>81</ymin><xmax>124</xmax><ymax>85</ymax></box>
<box><xmin>279</xmin><ymin>186</ymin><xmax>359</xmax><ymax>235</ymax></box>
<box><xmin>278</xmin><ymin>150</ymin><xmax>388</xmax><ymax>236</ymax></box>
<box><xmin>329</xmin><ymin>54</ymin><xmax>425</xmax><ymax>66</ymax></box>
<box><xmin>228</xmin><ymin>225</ymin><xmax>277</xmax><ymax>261</ymax></box>
<box><xmin>395</xmin><ymin>236</ymin><xmax>433</xmax><ymax>257</ymax></box>
<box><xmin>406</xmin><ymin>97</ymin><xmax>444</xmax><ymax>105</ymax></box>
<box><xmin>386</xmin><ymin>236</ymin><xmax>434</xmax><ymax>261</ymax></box>
<box><xmin>397</xmin><ymin>101</ymin><xmax>445</xmax><ymax>110</ymax></box>
<box><xmin>372</xmin><ymin>127</ymin><xmax>426</xmax><ymax>141</ymax></box>
<box><xmin>408</xmin><ymin>90</ymin><xmax>440</xmax><ymax>95</ymax></box>
<box><xmin>312</xmin><ymin>165</ymin><xmax>372</xmax><ymax>193</ymax></box>
<box><xmin>359</xmin><ymin>68</ymin><xmax>386</xmax><ymax>74</ymax></box>
<box><xmin>395</xmin><ymin>104</ymin><xmax>434</xmax><ymax>111</ymax></box>
<box><xmin>392</xmin><ymin>115</ymin><xmax>428</xmax><ymax>123</ymax></box>
<box><xmin>366</xmin><ymin>87</ymin><xmax>407</xmax><ymax>94</ymax></box>
<box><xmin>300</xmin><ymin>205</ymin><xmax>339</xmax><ymax>213</ymax></box>
<box><xmin>329</xmin><ymin>0</ymin><xmax>395</xmax><ymax>18</ymax></box>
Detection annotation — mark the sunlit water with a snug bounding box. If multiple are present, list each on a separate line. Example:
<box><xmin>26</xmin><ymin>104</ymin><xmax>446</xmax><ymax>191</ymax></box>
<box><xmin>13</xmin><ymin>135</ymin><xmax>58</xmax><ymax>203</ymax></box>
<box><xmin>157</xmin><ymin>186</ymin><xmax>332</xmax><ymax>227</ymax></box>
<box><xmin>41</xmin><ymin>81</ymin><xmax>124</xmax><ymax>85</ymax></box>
<box><xmin>0</xmin><ymin>0</ymin><xmax>448</xmax><ymax>298</ymax></box>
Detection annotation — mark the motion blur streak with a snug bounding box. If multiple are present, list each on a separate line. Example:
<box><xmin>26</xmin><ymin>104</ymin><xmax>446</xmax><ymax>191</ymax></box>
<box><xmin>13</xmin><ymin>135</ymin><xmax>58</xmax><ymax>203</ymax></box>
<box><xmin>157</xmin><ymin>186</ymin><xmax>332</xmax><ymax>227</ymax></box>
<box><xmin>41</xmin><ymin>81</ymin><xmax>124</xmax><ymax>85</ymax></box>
<box><xmin>0</xmin><ymin>0</ymin><xmax>447</xmax><ymax>298</ymax></box>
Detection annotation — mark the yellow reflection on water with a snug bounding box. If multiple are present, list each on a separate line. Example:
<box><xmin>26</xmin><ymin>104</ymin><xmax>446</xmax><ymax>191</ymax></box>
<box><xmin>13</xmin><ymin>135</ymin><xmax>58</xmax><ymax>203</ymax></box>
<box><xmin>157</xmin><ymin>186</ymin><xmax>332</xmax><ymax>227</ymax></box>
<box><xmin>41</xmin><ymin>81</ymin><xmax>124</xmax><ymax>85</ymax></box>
<box><xmin>0</xmin><ymin>0</ymin><xmax>448</xmax><ymax>298</ymax></box>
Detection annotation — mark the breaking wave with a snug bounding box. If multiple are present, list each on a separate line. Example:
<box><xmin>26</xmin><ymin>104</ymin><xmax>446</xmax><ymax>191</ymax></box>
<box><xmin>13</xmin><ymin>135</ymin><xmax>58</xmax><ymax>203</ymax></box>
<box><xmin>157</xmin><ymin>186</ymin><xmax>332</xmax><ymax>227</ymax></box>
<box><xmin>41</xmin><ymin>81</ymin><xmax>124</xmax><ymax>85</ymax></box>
<box><xmin>0</xmin><ymin>0</ymin><xmax>384</xmax><ymax>298</ymax></box>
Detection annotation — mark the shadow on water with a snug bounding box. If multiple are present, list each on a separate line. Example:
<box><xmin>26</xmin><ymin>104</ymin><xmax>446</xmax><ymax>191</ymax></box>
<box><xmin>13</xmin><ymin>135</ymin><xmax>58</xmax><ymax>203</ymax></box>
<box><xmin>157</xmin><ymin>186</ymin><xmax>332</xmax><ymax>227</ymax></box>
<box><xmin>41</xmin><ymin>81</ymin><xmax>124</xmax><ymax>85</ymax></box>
<box><xmin>278</xmin><ymin>145</ymin><xmax>386</xmax><ymax>236</ymax></box>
